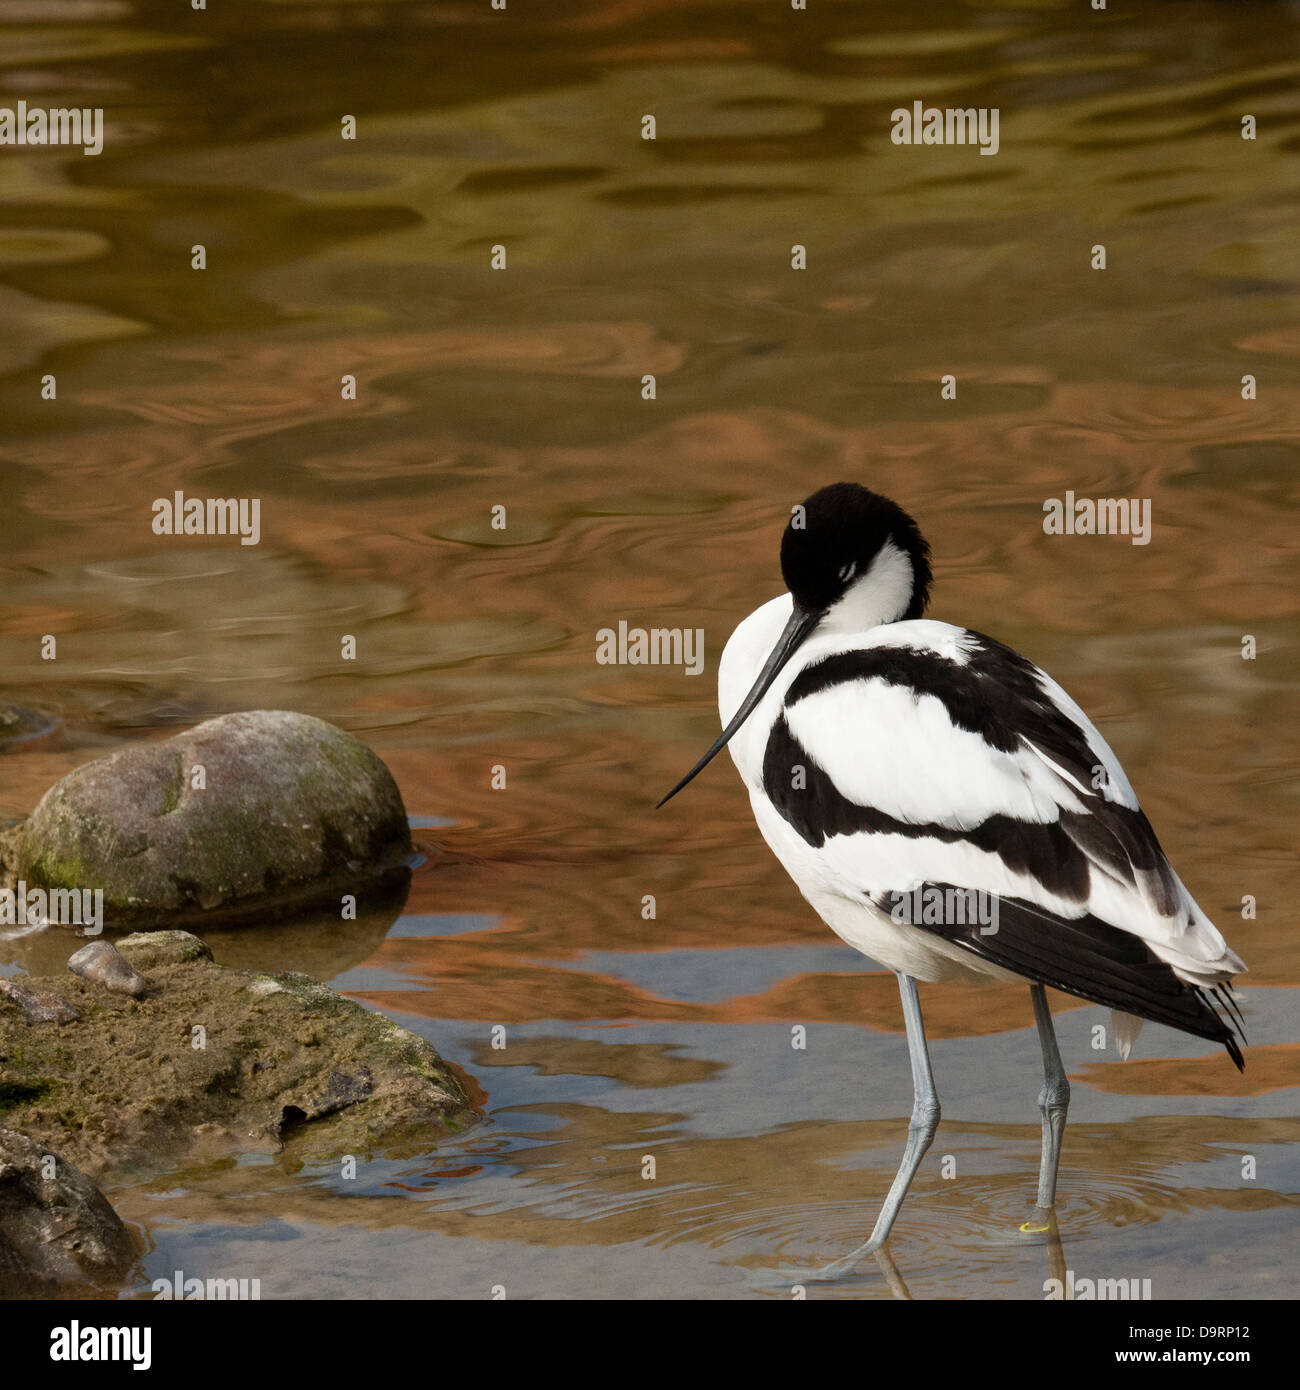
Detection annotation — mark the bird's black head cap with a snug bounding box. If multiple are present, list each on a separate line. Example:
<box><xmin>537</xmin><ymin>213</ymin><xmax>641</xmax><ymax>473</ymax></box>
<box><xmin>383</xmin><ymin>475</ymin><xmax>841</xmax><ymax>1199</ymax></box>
<box><xmin>780</xmin><ymin>482</ymin><xmax>932</xmax><ymax>619</ymax></box>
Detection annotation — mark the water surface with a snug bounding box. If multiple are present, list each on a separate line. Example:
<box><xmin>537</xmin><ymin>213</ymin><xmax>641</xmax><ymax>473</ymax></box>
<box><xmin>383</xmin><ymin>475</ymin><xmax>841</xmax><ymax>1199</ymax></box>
<box><xmin>0</xmin><ymin>0</ymin><xmax>1296</xmax><ymax>1299</ymax></box>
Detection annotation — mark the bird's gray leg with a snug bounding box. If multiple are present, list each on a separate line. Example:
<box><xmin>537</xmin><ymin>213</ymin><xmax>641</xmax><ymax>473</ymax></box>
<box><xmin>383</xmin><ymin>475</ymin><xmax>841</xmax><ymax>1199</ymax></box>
<box><xmin>807</xmin><ymin>974</ymin><xmax>938</xmax><ymax>1280</ymax></box>
<box><xmin>1029</xmin><ymin>983</ymin><xmax>1070</xmax><ymax>1214</ymax></box>
<box><xmin>853</xmin><ymin>973</ymin><xmax>940</xmax><ymax>1257</ymax></box>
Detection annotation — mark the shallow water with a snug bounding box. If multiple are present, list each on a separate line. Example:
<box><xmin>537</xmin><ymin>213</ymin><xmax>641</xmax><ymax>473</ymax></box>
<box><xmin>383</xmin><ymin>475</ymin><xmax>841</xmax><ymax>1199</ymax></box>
<box><xmin>0</xmin><ymin>0</ymin><xmax>1296</xmax><ymax>1299</ymax></box>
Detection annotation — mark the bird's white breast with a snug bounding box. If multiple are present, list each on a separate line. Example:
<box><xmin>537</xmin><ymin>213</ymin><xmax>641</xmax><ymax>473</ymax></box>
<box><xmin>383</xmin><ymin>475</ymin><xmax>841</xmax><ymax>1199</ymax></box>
<box><xmin>718</xmin><ymin>592</ymin><xmax>794</xmax><ymax>786</ymax></box>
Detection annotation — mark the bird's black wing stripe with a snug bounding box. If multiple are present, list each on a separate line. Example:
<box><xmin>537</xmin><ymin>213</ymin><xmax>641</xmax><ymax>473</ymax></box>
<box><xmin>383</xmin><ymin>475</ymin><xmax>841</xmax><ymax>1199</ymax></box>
<box><xmin>1059</xmin><ymin>805</ymin><xmax>1178</xmax><ymax>917</ymax></box>
<box><xmin>784</xmin><ymin>638</ymin><xmax>1087</xmax><ymax>766</ymax></box>
<box><xmin>882</xmin><ymin>885</ymin><xmax>1245</xmax><ymax>1071</ymax></box>
<box><xmin>782</xmin><ymin>636</ymin><xmax>1180</xmax><ymax>913</ymax></box>
<box><xmin>763</xmin><ymin>716</ymin><xmax>1090</xmax><ymax>900</ymax></box>
<box><xmin>970</xmin><ymin>637</ymin><xmax>1177</xmax><ymax>916</ymax></box>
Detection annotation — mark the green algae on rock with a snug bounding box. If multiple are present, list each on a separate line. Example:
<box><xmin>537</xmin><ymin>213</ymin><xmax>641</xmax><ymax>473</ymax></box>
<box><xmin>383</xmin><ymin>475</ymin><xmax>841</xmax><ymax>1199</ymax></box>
<box><xmin>112</xmin><ymin>929</ymin><xmax>213</xmax><ymax>971</ymax></box>
<box><xmin>14</xmin><ymin>710</ymin><xmax>412</xmax><ymax>927</ymax></box>
<box><xmin>0</xmin><ymin>932</ymin><xmax>475</xmax><ymax>1183</ymax></box>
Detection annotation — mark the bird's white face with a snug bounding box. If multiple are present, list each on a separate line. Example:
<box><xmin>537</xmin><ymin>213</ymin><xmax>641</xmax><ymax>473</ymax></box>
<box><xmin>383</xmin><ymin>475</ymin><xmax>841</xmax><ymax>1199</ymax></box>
<box><xmin>817</xmin><ymin>537</ymin><xmax>918</xmax><ymax>636</ymax></box>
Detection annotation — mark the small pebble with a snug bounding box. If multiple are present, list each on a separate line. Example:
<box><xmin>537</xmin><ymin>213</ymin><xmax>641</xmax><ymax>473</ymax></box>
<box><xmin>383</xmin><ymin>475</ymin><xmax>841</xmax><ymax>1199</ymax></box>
<box><xmin>67</xmin><ymin>941</ymin><xmax>147</xmax><ymax>998</ymax></box>
<box><xmin>0</xmin><ymin>977</ymin><xmax>79</xmax><ymax>1024</ymax></box>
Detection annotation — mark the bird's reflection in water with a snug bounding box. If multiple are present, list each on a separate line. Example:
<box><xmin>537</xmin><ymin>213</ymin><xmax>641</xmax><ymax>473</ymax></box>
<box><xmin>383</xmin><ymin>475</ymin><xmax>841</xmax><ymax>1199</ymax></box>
<box><xmin>797</xmin><ymin>1207</ymin><xmax>1069</xmax><ymax>1301</ymax></box>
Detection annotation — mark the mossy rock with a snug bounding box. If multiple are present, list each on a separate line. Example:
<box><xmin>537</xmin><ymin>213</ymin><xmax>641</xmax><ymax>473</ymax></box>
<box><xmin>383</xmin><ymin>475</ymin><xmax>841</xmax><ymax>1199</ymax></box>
<box><xmin>0</xmin><ymin>932</ymin><xmax>476</xmax><ymax>1183</ymax></box>
<box><xmin>16</xmin><ymin>711</ymin><xmax>411</xmax><ymax>927</ymax></box>
<box><xmin>114</xmin><ymin>930</ymin><xmax>214</xmax><ymax>970</ymax></box>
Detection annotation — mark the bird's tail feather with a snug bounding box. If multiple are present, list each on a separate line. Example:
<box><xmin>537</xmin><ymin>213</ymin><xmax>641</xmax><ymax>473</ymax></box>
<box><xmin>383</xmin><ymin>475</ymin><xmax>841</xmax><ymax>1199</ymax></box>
<box><xmin>1110</xmin><ymin>1009</ymin><xmax>1143</xmax><ymax>1060</ymax></box>
<box><xmin>888</xmin><ymin>885</ymin><xmax>1247</xmax><ymax>1071</ymax></box>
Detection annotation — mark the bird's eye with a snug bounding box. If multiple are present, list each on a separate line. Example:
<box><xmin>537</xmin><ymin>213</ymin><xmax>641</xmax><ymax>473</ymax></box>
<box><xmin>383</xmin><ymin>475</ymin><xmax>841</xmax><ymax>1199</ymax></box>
<box><xmin>838</xmin><ymin>561</ymin><xmax>857</xmax><ymax>583</ymax></box>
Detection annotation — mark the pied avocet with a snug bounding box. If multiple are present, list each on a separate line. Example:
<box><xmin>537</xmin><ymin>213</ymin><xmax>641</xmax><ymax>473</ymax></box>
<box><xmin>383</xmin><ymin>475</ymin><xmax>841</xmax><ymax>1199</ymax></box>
<box><xmin>659</xmin><ymin>482</ymin><xmax>1246</xmax><ymax>1257</ymax></box>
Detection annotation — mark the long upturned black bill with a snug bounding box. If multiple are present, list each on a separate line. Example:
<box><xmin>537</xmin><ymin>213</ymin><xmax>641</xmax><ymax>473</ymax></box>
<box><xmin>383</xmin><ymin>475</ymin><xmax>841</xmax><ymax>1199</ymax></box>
<box><xmin>657</xmin><ymin>606</ymin><xmax>818</xmax><ymax>808</ymax></box>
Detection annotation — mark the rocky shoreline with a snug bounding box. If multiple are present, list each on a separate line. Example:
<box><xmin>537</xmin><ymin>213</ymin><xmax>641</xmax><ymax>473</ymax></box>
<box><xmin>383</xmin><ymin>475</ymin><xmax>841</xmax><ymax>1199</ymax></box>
<box><xmin>0</xmin><ymin>929</ymin><xmax>476</xmax><ymax>1294</ymax></box>
<box><xmin>0</xmin><ymin>709</ymin><xmax>475</xmax><ymax>1295</ymax></box>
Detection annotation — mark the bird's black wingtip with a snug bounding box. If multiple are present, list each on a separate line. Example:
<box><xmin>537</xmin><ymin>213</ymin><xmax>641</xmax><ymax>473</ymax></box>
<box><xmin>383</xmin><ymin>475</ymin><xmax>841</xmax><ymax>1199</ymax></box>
<box><xmin>1198</xmin><ymin>984</ymin><xmax>1247</xmax><ymax>1072</ymax></box>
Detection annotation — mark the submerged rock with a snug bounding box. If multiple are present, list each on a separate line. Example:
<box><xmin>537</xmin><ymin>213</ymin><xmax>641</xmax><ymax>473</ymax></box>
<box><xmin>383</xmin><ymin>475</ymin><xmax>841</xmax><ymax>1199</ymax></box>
<box><xmin>0</xmin><ymin>931</ymin><xmax>475</xmax><ymax>1181</ymax></box>
<box><xmin>14</xmin><ymin>710</ymin><xmax>411</xmax><ymax>927</ymax></box>
<box><xmin>67</xmin><ymin>941</ymin><xmax>147</xmax><ymax>998</ymax></box>
<box><xmin>0</xmin><ymin>978</ymin><xmax>79</xmax><ymax>1024</ymax></box>
<box><xmin>0</xmin><ymin>702</ymin><xmax>56</xmax><ymax>748</ymax></box>
<box><xmin>0</xmin><ymin>1127</ymin><xmax>135</xmax><ymax>1294</ymax></box>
